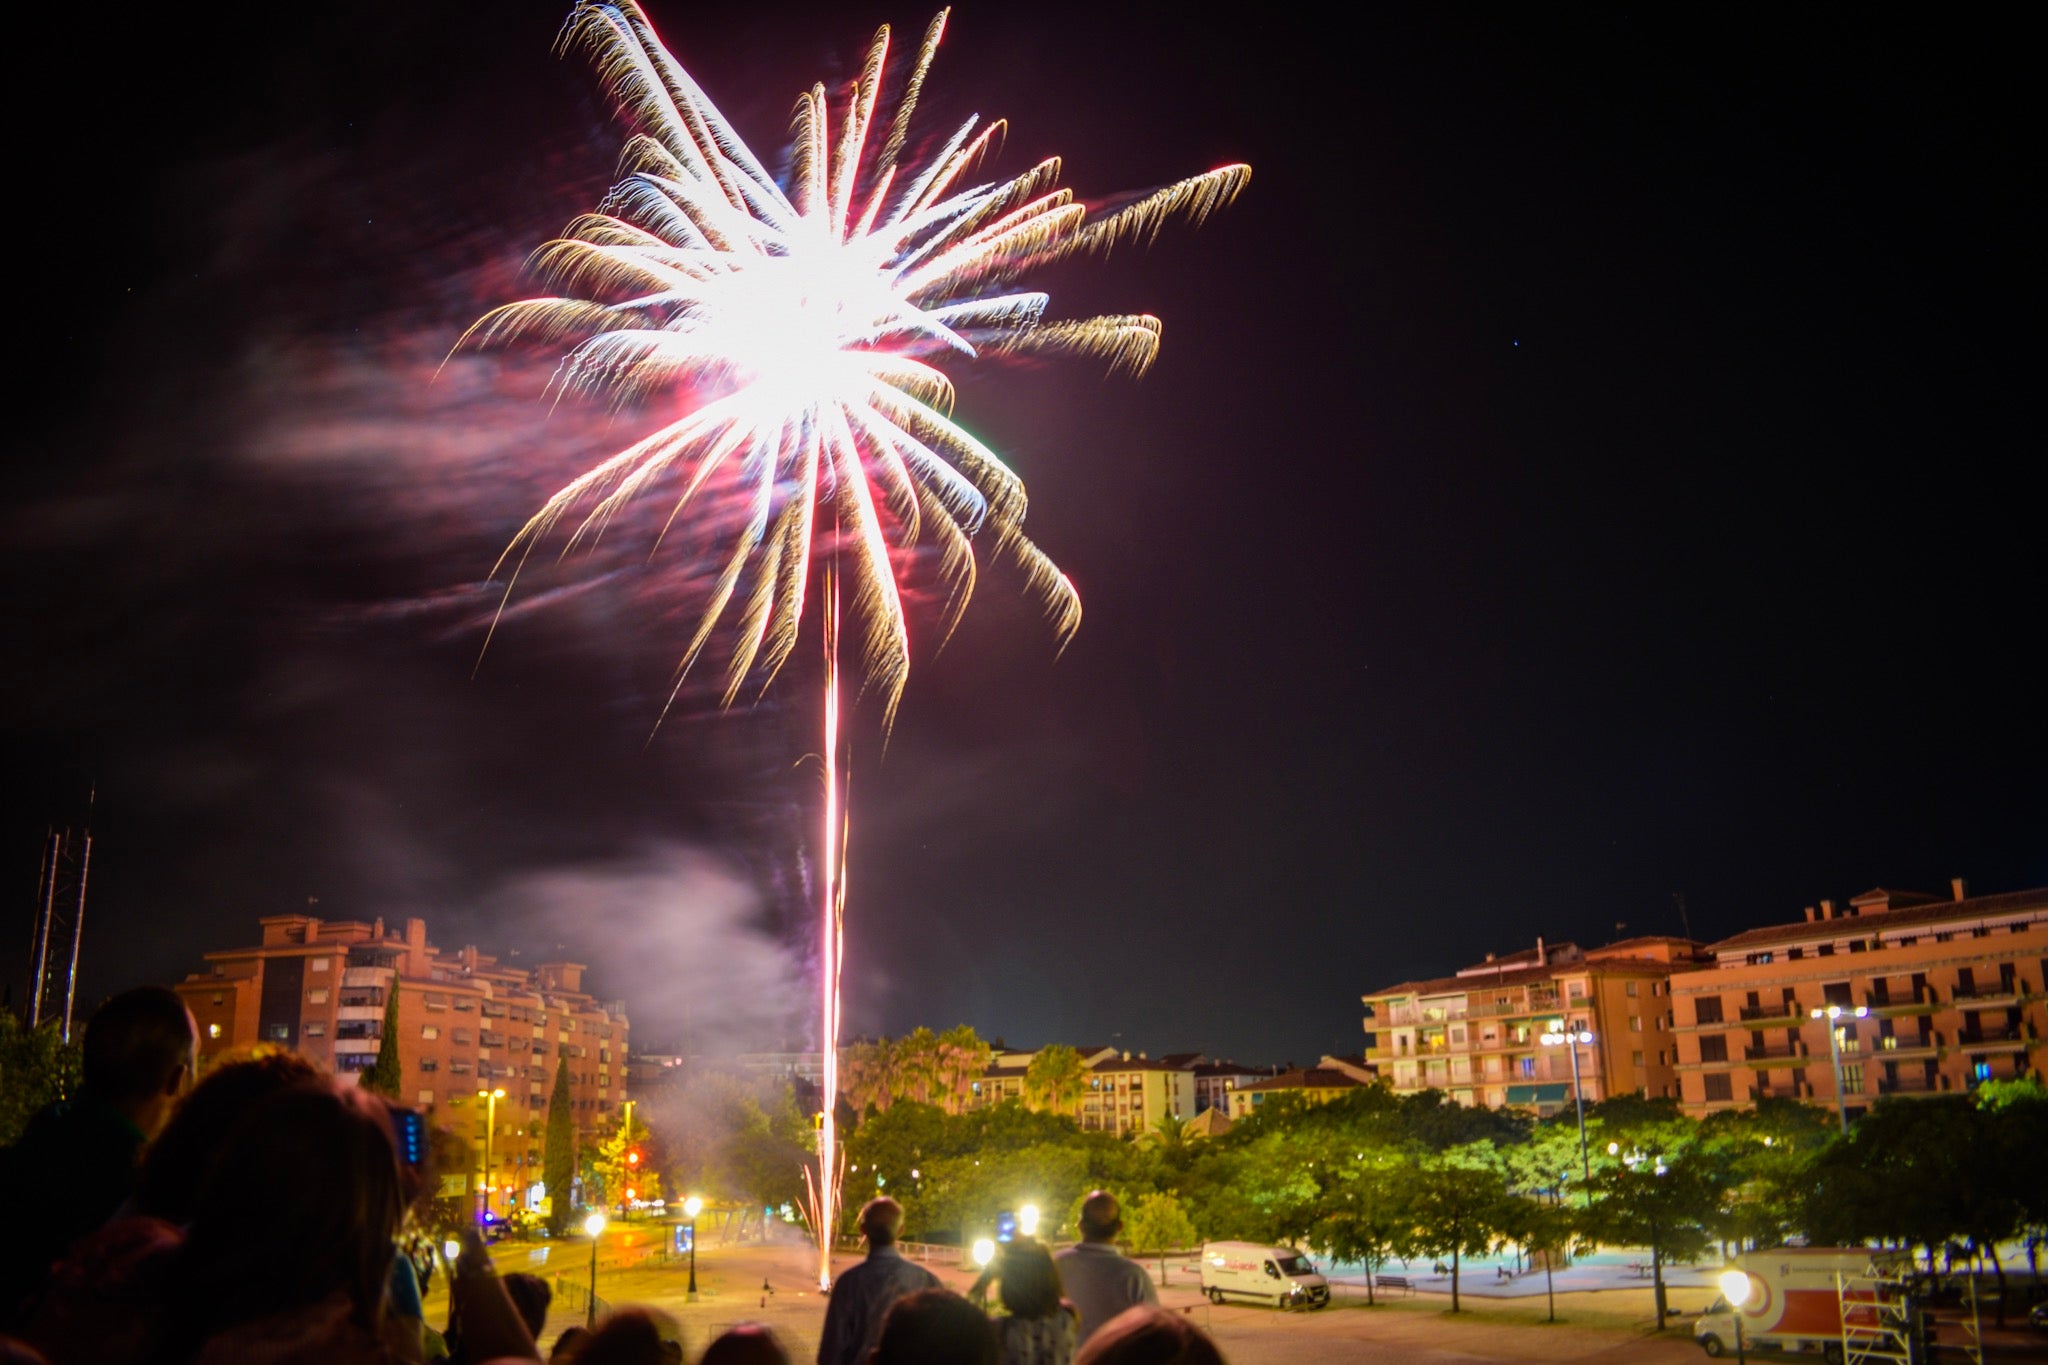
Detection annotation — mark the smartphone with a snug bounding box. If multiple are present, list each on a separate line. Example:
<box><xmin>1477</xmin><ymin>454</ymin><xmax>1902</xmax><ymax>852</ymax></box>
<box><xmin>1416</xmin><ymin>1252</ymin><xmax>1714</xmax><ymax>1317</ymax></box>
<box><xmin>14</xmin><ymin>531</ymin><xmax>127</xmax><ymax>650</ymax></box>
<box><xmin>995</xmin><ymin>1210</ymin><xmax>1016</xmax><ymax>1244</ymax></box>
<box><xmin>390</xmin><ymin>1106</ymin><xmax>428</xmax><ymax>1172</ymax></box>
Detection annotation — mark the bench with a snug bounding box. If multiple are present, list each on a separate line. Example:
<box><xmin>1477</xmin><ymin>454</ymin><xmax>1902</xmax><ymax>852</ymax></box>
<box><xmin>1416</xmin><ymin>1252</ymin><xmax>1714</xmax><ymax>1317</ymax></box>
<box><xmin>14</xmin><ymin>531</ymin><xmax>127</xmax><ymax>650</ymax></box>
<box><xmin>1375</xmin><ymin>1275</ymin><xmax>1414</xmax><ymax>1295</ymax></box>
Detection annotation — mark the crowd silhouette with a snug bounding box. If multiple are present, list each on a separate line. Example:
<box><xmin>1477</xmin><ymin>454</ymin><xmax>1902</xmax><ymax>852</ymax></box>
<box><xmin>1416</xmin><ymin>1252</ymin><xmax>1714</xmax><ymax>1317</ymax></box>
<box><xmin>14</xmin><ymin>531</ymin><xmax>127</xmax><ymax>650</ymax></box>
<box><xmin>1</xmin><ymin>991</ymin><xmax>1229</xmax><ymax>1365</ymax></box>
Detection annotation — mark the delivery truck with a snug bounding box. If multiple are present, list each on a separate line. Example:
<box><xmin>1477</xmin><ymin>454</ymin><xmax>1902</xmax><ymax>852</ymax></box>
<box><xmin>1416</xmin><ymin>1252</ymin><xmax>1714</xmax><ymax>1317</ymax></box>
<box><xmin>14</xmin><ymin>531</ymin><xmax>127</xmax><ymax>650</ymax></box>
<box><xmin>1199</xmin><ymin>1242</ymin><xmax>1331</xmax><ymax>1309</ymax></box>
<box><xmin>1694</xmin><ymin>1247</ymin><xmax>1918</xmax><ymax>1362</ymax></box>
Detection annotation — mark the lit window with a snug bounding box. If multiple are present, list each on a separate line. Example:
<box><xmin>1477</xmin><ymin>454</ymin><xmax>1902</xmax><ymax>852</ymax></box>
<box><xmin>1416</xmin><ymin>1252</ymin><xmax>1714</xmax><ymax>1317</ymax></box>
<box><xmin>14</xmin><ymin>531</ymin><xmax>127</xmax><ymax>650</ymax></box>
<box><xmin>208</xmin><ymin>1023</ymin><xmax>221</xmax><ymax>1039</ymax></box>
<box><xmin>308</xmin><ymin>989</ymin><xmax>329</xmax><ymax>1005</ymax></box>
<box><xmin>422</xmin><ymin>1025</ymin><xmax>440</xmax><ymax>1040</ymax></box>
<box><xmin>309</xmin><ymin>958</ymin><xmax>330</xmax><ymax>972</ymax></box>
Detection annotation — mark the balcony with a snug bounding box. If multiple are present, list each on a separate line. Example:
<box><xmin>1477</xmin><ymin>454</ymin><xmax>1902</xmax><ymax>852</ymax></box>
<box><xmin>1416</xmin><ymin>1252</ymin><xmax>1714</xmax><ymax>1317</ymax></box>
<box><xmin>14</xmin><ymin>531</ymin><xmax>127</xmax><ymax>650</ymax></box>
<box><xmin>1739</xmin><ymin>1003</ymin><xmax>1799</xmax><ymax>1023</ymax></box>
<box><xmin>337</xmin><ymin>989</ymin><xmax>385</xmax><ymax>1008</ymax></box>
<box><xmin>1876</xmin><ymin>1074</ymin><xmax>1947</xmax><ymax>1096</ymax></box>
<box><xmin>1751</xmin><ymin>1081</ymin><xmax>1809</xmax><ymax>1101</ymax></box>
<box><xmin>1951</xmin><ymin>983</ymin><xmax>2025</xmax><ymax>1008</ymax></box>
<box><xmin>1865</xmin><ymin>990</ymin><xmax>1939</xmax><ymax>1015</ymax></box>
<box><xmin>1956</xmin><ymin>1025</ymin><xmax>2033</xmax><ymax>1050</ymax></box>
<box><xmin>1743</xmin><ymin>1042</ymin><xmax>1808</xmax><ymax>1063</ymax></box>
<box><xmin>1874</xmin><ymin>1033</ymin><xmax>1939</xmax><ymax>1059</ymax></box>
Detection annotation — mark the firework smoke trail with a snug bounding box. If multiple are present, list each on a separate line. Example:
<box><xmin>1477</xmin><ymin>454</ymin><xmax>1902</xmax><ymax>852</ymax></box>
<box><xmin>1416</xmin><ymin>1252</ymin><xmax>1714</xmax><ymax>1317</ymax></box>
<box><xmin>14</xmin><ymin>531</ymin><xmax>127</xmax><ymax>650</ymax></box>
<box><xmin>463</xmin><ymin>1</ymin><xmax>1246</xmax><ymax>1286</ymax></box>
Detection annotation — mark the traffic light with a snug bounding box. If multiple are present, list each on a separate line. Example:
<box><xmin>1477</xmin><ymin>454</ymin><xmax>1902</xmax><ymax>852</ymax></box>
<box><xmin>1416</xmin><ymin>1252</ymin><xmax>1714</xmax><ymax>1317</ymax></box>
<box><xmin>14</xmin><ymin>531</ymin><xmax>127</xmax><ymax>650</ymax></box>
<box><xmin>626</xmin><ymin>1147</ymin><xmax>642</xmax><ymax>1168</ymax></box>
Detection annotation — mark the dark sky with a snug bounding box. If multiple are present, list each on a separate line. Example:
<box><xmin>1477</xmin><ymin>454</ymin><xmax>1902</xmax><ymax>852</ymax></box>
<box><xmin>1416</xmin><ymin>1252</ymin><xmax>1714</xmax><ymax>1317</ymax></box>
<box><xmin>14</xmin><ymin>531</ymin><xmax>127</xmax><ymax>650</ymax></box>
<box><xmin>4</xmin><ymin>3</ymin><xmax>2039</xmax><ymax>1065</ymax></box>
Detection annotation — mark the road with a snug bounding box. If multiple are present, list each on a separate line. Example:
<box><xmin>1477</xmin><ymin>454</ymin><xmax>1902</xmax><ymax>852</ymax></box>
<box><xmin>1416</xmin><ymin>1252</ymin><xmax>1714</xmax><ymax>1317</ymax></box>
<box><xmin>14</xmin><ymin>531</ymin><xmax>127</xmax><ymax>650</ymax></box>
<box><xmin>440</xmin><ymin>1223</ymin><xmax>1710</xmax><ymax>1363</ymax></box>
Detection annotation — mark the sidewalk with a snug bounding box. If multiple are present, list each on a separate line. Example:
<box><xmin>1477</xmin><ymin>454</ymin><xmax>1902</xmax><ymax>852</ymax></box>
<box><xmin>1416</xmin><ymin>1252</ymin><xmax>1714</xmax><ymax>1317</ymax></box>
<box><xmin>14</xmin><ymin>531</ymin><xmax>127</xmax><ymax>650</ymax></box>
<box><xmin>1325</xmin><ymin>1250</ymin><xmax>1718</xmax><ymax>1301</ymax></box>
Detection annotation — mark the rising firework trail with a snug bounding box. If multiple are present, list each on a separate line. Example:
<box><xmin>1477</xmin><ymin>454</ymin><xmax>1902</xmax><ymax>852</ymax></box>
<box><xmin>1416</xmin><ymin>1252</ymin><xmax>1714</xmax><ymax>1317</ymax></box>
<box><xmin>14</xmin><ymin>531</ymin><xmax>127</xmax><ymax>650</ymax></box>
<box><xmin>463</xmin><ymin>0</ymin><xmax>1246</xmax><ymax>1287</ymax></box>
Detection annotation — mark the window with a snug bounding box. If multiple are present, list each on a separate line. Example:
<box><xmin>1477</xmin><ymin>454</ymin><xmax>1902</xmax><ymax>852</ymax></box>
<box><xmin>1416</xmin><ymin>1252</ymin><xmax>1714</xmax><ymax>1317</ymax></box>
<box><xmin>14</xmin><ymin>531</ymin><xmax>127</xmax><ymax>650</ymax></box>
<box><xmin>1694</xmin><ymin>996</ymin><xmax>1724</xmax><ymax>1025</ymax></box>
<box><xmin>452</xmin><ymin>1029</ymin><xmax>473</xmax><ymax>1045</ymax></box>
<box><xmin>310</xmin><ymin>957</ymin><xmax>331</xmax><ymax>972</ymax></box>
<box><xmin>304</xmin><ymin>1021</ymin><xmax>326</xmax><ymax>1038</ymax></box>
<box><xmin>1840</xmin><ymin>1063</ymin><xmax>1864</xmax><ymax>1093</ymax></box>
<box><xmin>1628</xmin><ymin>1016</ymin><xmax>1643</xmax><ymax>1032</ymax></box>
<box><xmin>1818</xmin><ymin>943</ymin><xmax>1835</xmax><ymax>956</ymax></box>
<box><xmin>1972</xmin><ymin>1060</ymin><xmax>1994</xmax><ymax>1082</ymax></box>
<box><xmin>1567</xmin><ymin>981</ymin><xmax>1587</xmax><ymax>1000</ymax></box>
<box><xmin>420</xmin><ymin>1058</ymin><xmax>438</xmax><ymax>1072</ymax></box>
<box><xmin>418</xmin><ymin>1090</ymin><xmax>435</xmax><ymax>1106</ymax></box>
<box><xmin>421</xmin><ymin>1025</ymin><xmax>440</xmax><ymax>1040</ymax></box>
<box><xmin>1702</xmin><ymin>1074</ymin><xmax>1733</xmax><ymax>1102</ymax></box>
<box><xmin>455</xmin><ymin>998</ymin><xmax>477</xmax><ymax>1012</ymax></box>
<box><xmin>1518</xmin><ymin>1056</ymin><xmax>1536</xmax><ymax>1079</ymax></box>
<box><xmin>425</xmin><ymin>993</ymin><xmax>448</xmax><ymax>1011</ymax></box>
<box><xmin>1631</xmin><ymin>1050</ymin><xmax>1645</xmax><ymax>1066</ymax></box>
<box><xmin>1625</xmin><ymin>980</ymin><xmax>1638</xmax><ymax>997</ymax></box>
<box><xmin>1699</xmin><ymin>1036</ymin><xmax>1728</xmax><ymax>1063</ymax></box>
<box><xmin>211</xmin><ymin>992</ymin><xmax>224</xmax><ymax>1006</ymax></box>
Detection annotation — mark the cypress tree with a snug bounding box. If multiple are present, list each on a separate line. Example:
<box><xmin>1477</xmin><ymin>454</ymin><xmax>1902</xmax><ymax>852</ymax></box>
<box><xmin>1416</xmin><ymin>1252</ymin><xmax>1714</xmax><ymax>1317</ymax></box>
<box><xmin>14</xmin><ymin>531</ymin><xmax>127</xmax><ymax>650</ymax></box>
<box><xmin>361</xmin><ymin>979</ymin><xmax>404</xmax><ymax>1098</ymax></box>
<box><xmin>544</xmin><ymin>1055</ymin><xmax>576</xmax><ymax>1235</ymax></box>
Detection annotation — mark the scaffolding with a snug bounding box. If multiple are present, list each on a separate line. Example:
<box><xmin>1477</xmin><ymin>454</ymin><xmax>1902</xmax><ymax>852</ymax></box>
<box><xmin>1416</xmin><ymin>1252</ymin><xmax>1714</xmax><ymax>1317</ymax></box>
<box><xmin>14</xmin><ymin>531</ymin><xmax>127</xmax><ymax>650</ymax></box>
<box><xmin>1835</xmin><ymin>1265</ymin><xmax>1926</xmax><ymax>1365</ymax></box>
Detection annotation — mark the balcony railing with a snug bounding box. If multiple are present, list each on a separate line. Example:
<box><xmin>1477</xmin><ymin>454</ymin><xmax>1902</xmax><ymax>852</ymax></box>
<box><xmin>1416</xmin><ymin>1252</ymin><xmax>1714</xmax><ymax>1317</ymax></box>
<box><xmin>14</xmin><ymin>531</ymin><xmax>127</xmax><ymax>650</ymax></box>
<box><xmin>1876</xmin><ymin>1074</ymin><xmax>1946</xmax><ymax>1095</ymax></box>
<box><xmin>1739</xmin><ymin>1003</ymin><xmax>1798</xmax><ymax>1022</ymax></box>
<box><xmin>1743</xmin><ymin>1043</ymin><xmax>1807</xmax><ymax>1062</ymax></box>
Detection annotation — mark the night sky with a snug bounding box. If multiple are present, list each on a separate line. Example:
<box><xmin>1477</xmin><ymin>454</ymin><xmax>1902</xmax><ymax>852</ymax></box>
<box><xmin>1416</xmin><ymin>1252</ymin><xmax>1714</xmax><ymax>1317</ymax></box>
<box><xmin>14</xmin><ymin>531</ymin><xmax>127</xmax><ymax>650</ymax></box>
<box><xmin>4</xmin><ymin>3</ymin><xmax>2039</xmax><ymax>1066</ymax></box>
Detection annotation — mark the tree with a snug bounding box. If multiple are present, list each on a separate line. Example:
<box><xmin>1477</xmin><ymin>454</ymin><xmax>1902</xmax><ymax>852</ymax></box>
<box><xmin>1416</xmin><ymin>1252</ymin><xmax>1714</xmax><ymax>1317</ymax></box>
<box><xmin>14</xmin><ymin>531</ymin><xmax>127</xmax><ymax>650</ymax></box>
<box><xmin>594</xmin><ymin>1108</ymin><xmax>654</xmax><ymax>1212</ymax></box>
<box><xmin>359</xmin><ymin>981</ymin><xmax>403</xmax><ymax>1098</ymax></box>
<box><xmin>1306</xmin><ymin>1139</ymin><xmax>1411</xmax><ymax>1305</ymax></box>
<box><xmin>0</xmin><ymin>1011</ymin><xmax>80</xmax><ymax>1145</ymax></box>
<box><xmin>936</xmin><ymin>1024</ymin><xmax>993</xmax><ymax>1114</ymax></box>
<box><xmin>1024</xmin><ymin>1044</ymin><xmax>1088</xmax><ymax>1117</ymax></box>
<box><xmin>1404</xmin><ymin>1142</ymin><xmax>1515</xmax><ymax>1313</ymax></box>
<box><xmin>1123</xmin><ymin>1190</ymin><xmax>1198</xmax><ymax>1284</ymax></box>
<box><xmin>543</xmin><ymin>1056</ymin><xmax>576</xmax><ymax>1235</ymax></box>
<box><xmin>1581</xmin><ymin>1146</ymin><xmax>1718</xmax><ymax>1330</ymax></box>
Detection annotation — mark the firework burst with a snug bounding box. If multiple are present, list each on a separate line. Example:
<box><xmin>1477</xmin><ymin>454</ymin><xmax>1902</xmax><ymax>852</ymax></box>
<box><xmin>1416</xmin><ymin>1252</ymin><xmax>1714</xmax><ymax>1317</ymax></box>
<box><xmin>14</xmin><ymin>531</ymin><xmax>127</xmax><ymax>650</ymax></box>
<box><xmin>464</xmin><ymin>1</ymin><xmax>1248</xmax><ymax>728</ymax></box>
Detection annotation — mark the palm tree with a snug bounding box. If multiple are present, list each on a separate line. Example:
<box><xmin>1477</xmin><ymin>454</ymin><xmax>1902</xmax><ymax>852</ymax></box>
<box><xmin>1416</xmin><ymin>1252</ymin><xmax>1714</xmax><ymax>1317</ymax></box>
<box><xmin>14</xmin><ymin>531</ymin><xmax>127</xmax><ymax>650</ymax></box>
<box><xmin>1024</xmin><ymin>1044</ymin><xmax>1089</xmax><ymax>1117</ymax></box>
<box><xmin>938</xmin><ymin>1024</ymin><xmax>992</xmax><ymax>1115</ymax></box>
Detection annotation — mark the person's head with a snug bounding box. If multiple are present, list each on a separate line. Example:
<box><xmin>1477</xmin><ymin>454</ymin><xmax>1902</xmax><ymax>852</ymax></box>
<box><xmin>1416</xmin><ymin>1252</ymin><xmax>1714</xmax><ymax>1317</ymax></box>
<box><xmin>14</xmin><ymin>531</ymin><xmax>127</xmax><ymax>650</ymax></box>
<box><xmin>178</xmin><ymin>1079</ymin><xmax>405</xmax><ymax>1333</ymax></box>
<box><xmin>1072</xmin><ymin>1307</ymin><xmax>1226</xmax><ymax>1365</ymax></box>
<box><xmin>996</xmin><ymin>1238</ymin><xmax>1063</xmax><ymax>1320</ymax></box>
<box><xmin>503</xmin><ymin>1271</ymin><xmax>553</xmax><ymax>1340</ymax></box>
<box><xmin>550</xmin><ymin>1325</ymin><xmax>593</xmax><ymax>1362</ymax></box>
<box><xmin>572</xmin><ymin>1307</ymin><xmax>683</xmax><ymax>1365</ymax></box>
<box><xmin>858</xmin><ymin>1196</ymin><xmax>905</xmax><ymax>1249</ymax></box>
<box><xmin>869</xmin><ymin>1289</ymin><xmax>996</xmax><ymax>1365</ymax></box>
<box><xmin>699</xmin><ymin>1322</ymin><xmax>792</xmax><ymax>1365</ymax></box>
<box><xmin>133</xmin><ymin>1049</ymin><xmax>324</xmax><ymax>1223</ymax></box>
<box><xmin>81</xmin><ymin>986</ymin><xmax>198</xmax><ymax>1136</ymax></box>
<box><xmin>1077</xmin><ymin>1190</ymin><xmax>1122</xmax><ymax>1244</ymax></box>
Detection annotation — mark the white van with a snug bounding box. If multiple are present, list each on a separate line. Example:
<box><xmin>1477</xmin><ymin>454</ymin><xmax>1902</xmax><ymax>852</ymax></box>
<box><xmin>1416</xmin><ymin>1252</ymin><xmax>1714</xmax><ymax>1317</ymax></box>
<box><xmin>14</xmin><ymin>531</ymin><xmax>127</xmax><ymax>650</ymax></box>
<box><xmin>1199</xmin><ymin>1242</ymin><xmax>1331</xmax><ymax>1309</ymax></box>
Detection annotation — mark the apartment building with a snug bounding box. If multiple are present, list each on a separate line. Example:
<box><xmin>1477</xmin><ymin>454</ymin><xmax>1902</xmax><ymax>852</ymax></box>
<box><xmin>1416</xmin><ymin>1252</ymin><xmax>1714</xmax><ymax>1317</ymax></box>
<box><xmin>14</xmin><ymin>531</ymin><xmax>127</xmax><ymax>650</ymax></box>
<box><xmin>1079</xmin><ymin>1053</ymin><xmax>1197</xmax><ymax>1137</ymax></box>
<box><xmin>1363</xmin><ymin>936</ymin><xmax>1700</xmax><ymax>1114</ymax></box>
<box><xmin>1670</xmin><ymin>881</ymin><xmax>2048</xmax><ymax>1120</ymax></box>
<box><xmin>176</xmin><ymin>913</ymin><xmax>630</xmax><ymax>1207</ymax></box>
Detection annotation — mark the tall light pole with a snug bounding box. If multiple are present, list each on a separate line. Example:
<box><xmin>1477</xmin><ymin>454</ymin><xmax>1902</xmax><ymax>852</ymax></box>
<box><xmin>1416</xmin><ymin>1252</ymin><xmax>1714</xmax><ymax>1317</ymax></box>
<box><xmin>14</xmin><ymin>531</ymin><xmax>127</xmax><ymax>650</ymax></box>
<box><xmin>1808</xmin><ymin>1004</ymin><xmax>1868</xmax><ymax>1134</ymax></box>
<box><xmin>1540</xmin><ymin>1021</ymin><xmax>1595</xmax><ymax>1196</ymax></box>
<box><xmin>684</xmin><ymin>1194</ymin><xmax>703</xmax><ymax>1301</ymax></box>
<box><xmin>477</xmin><ymin>1086</ymin><xmax>506</xmax><ymax>1221</ymax></box>
<box><xmin>583</xmin><ymin>1210</ymin><xmax>607</xmax><ymax>1327</ymax></box>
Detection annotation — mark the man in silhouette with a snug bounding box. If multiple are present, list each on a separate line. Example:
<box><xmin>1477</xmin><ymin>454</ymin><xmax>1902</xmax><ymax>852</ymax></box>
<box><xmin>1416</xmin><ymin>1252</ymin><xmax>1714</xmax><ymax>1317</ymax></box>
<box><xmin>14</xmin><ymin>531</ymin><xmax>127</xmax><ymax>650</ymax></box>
<box><xmin>816</xmin><ymin>1197</ymin><xmax>938</xmax><ymax>1365</ymax></box>
<box><xmin>1054</xmin><ymin>1189</ymin><xmax>1157</xmax><ymax>1344</ymax></box>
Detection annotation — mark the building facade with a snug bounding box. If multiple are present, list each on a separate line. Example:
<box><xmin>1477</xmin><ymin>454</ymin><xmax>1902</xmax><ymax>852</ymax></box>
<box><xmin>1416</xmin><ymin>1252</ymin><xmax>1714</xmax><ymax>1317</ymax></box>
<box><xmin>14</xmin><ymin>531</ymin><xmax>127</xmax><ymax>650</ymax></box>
<box><xmin>176</xmin><ymin>914</ymin><xmax>630</xmax><ymax>1211</ymax></box>
<box><xmin>1363</xmin><ymin>936</ymin><xmax>1699</xmax><ymax>1114</ymax></box>
<box><xmin>1670</xmin><ymin>882</ymin><xmax>2048</xmax><ymax>1120</ymax></box>
<box><xmin>1225</xmin><ymin>1066</ymin><xmax>1366</xmax><ymax>1120</ymax></box>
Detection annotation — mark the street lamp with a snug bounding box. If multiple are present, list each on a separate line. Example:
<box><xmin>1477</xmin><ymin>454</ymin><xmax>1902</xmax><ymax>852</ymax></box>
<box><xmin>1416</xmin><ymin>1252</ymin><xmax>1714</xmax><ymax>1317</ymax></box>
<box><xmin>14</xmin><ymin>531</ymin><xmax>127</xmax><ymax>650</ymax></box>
<box><xmin>684</xmin><ymin>1194</ymin><xmax>703</xmax><ymax>1301</ymax></box>
<box><xmin>972</xmin><ymin>1238</ymin><xmax>996</xmax><ymax>1269</ymax></box>
<box><xmin>477</xmin><ymin>1087</ymin><xmax>507</xmax><ymax>1222</ymax></box>
<box><xmin>1539</xmin><ymin>1021</ymin><xmax>1595</xmax><ymax>1196</ymax></box>
<box><xmin>583</xmin><ymin>1210</ymin><xmax>607</xmax><ymax>1326</ymax></box>
<box><xmin>1720</xmin><ymin>1268</ymin><xmax>1753</xmax><ymax>1365</ymax></box>
<box><xmin>1808</xmin><ymin>1004</ymin><xmax>1869</xmax><ymax>1134</ymax></box>
<box><xmin>1018</xmin><ymin>1203</ymin><xmax>1040</xmax><ymax>1238</ymax></box>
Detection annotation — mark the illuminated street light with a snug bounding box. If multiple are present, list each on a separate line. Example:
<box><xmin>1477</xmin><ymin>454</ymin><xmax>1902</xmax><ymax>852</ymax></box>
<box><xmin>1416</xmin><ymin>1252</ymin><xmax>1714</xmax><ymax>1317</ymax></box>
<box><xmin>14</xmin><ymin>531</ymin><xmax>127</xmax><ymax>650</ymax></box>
<box><xmin>1539</xmin><ymin>1021</ymin><xmax>1596</xmax><ymax>1196</ymax></box>
<box><xmin>583</xmin><ymin>1210</ymin><xmax>607</xmax><ymax>1326</ymax></box>
<box><xmin>476</xmin><ymin>1087</ymin><xmax>507</xmax><ymax>1222</ymax></box>
<box><xmin>1019</xmin><ymin>1204</ymin><xmax>1041</xmax><ymax>1238</ymax></box>
<box><xmin>1719</xmin><ymin>1268</ymin><xmax>1753</xmax><ymax>1365</ymax></box>
<box><xmin>1808</xmin><ymin>1004</ymin><xmax>1869</xmax><ymax>1134</ymax></box>
<box><xmin>684</xmin><ymin>1194</ymin><xmax>704</xmax><ymax>1301</ymax></box>
<box><xmin>972</xmin><ymin>1238</ymin><xmax>996</xmax><ymax>1269</ymax></box>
